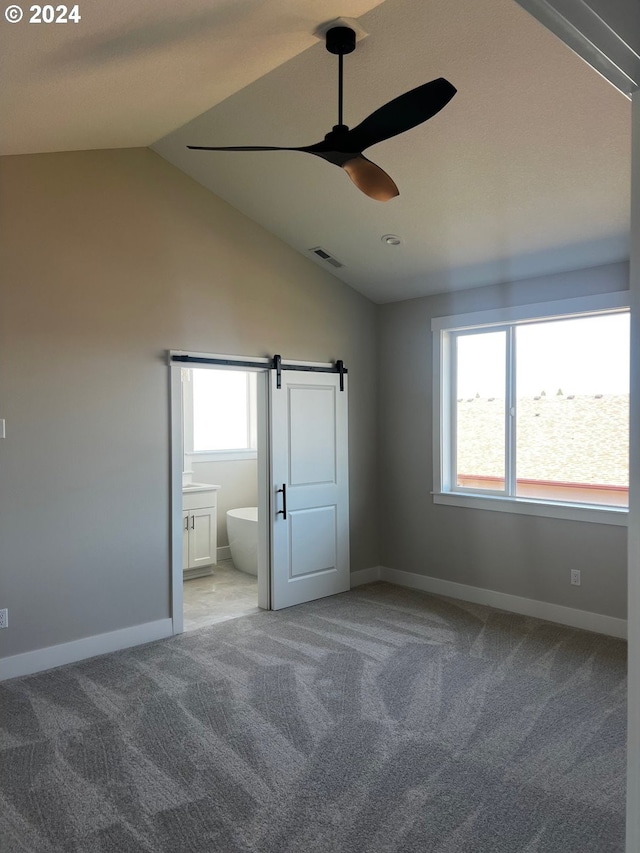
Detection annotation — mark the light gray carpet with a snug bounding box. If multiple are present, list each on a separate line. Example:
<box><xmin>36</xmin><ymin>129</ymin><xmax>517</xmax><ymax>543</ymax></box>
<box><xmin>0</xmin><ymin>582</ymin><xmax>627</xmax><ymax>853</ymax></box>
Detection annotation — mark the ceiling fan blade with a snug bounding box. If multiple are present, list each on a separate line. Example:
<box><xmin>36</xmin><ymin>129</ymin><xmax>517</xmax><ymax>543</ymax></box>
<box><xmin>342</xmin><ymin>156</ymin><xmax>399</xmax><ymax>202</ymax></box>
<box><xmin>347</xmin><ymin>78</ymin><xmax>456</xmax><ymax>152</ymax></box>
<box><xmin>187</xmin><ymin>145</ymin><xmax>302</xmax><ymax>151</ymax></box>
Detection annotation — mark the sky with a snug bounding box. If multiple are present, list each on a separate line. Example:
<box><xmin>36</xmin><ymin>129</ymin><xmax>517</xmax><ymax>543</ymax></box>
<box><xmin>456</xmin><ymin>312</ymin><xmax>630</xmax><ymax>399</ymax></box>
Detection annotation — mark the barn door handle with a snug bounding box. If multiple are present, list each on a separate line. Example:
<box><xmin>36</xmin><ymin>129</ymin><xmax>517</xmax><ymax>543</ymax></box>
<box><xmin>277</xmin><ymin>484</ymin><xmax>287</xmax><ymax>520</ymax></box>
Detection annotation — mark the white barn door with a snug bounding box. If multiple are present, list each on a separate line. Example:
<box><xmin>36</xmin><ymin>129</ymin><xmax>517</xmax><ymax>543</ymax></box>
<box><xmin>270</xmin><ymin>370</ymin><xmax>350</xmax><ymax>610</ymax></box>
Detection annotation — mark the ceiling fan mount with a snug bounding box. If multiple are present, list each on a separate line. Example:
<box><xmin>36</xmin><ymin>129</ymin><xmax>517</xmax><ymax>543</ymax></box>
<box><xmin>187</xmin><ymin>23</ymin><xmax>457</xmax><ymax>202</ymax></box>
<box><xmin>325</xmin><ymin>25</ymin><xmax>356</xmax><ymax>56</ymax></box>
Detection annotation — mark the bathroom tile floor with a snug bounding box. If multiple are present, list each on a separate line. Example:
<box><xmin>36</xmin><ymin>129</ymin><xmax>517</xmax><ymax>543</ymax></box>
<box><xmin>183</xmin><ymin>559</ymin><xmax>259</xmax><ymax>632</ymax></box>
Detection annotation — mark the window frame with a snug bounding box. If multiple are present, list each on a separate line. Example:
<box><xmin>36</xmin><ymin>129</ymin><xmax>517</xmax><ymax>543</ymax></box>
<box><xmin>182</xmin><ymin>367</ymin><xmax>258</xmax><ymax>463</ymax></box>
<box><xmin>432</xmin><ymin>291</ymin><xmax>630</xmax><ymax>526</ymax></box>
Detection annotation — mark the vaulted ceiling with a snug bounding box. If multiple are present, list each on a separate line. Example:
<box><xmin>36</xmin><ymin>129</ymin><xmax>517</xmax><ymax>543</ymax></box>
<box><xmin>2</xmin><ymin>0</ymin><xmax>630</xmax><ymax>302</ymax></box>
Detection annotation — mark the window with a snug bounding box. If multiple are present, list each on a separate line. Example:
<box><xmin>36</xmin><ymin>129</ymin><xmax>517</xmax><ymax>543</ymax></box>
<box><xmin>432</xmin><ymin>292</ymin><xmax>630</xmax><ymax>524</ymax></box>
<box><xmin>183</xmin><ymin>368</ymin><xmax>257</xmax><ymax>461</ymax></box>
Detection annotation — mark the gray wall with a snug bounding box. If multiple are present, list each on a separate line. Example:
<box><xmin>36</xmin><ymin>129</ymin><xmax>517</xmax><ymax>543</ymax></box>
<box><xmin>0</xmin><ymin>148</ymin><xmax>379</xmax><ymax>658</ymax></box>
<box><xmin>563</xmin><ymin>0</ymin><xmax>640</xmax><ymax>56</ymax></box>
<box><xmin>627</xmin><ymin>90</ymin><xmax>640</xmax><ymax>851</ymax></box>
<box><xmin>378</xmin><ymin>262</ymin><xmax>629</xmax><ymax>619</ymax></box>
<box><xmin>513</xmin><ymin>0</ymin><xmax>640</xmax><ymax>93</ymax></box>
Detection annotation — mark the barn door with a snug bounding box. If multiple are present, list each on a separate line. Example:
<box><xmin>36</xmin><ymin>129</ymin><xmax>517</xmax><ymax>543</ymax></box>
<box><xmin>270</xmin><ymin>370</ymin><xmax>350</xmax><ymax>609</ymax></box>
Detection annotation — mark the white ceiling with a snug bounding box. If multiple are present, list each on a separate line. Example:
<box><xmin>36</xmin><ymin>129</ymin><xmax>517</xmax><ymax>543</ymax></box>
<box><xmin>2</xmin><ymin>0</ymin><xmax>631</xmax><ymax>303</ymax></box>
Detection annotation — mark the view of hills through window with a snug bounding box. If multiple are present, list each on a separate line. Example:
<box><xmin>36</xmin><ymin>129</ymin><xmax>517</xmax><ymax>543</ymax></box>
<box><xmin>455</xmin><ymin>312</ymin><xmax>629</xmax><ymax>506</ymax></box>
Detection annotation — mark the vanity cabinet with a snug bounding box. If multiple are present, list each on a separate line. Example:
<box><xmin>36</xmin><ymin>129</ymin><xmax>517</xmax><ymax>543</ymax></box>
<box><xmin>182</xmin><ymin>486</ymin><xmax>219</xmax><ymax>578</ymax></box>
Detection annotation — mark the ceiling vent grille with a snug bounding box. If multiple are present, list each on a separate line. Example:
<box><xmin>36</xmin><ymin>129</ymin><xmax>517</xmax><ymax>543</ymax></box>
<box><xmin>309</xmin><ymin>247</ymin><xmax>344</xmax><ymax>268</ymax></box>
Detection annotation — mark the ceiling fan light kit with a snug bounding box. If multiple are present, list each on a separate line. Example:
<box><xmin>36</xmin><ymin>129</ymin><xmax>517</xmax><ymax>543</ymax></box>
<box><xmin>188</xmin><ymin>24</ymin><xmax>456</xmax><ymax>202</ymax></box>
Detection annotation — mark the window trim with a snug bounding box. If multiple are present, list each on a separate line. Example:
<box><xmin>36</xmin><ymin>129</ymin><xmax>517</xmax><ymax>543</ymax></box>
<box><xmin>185</xmin><ymin>449</ymin><xmax>258</xmax><ymax>463</ymax></box>
<box><xmin>431</xmin><ymin>290</ymin><xmax>630</xmax><ymax>526</ymax></box>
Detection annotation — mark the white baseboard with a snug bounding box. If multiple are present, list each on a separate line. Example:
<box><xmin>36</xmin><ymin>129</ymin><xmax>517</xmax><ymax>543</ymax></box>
<box><xmin>0</xmin><ymin>618</ymin><xmax>174</xmax><ymax>682</ymax></box>
<box><xmin>381</xmin><ymin>567</ymin><xmax>627</xmax><ymax>639</ymax></box>
<box><xmin>350</xmin><ymin>566</ymin><xmax>383</xmax><ymax>587</ymax></box>
<box><xmin>2</xmin><ymin>566</ymin><xmax>625</xmax><ymax>682</ymax></box>
<box><xmin>217</xmin><ymin>545</ymin><xmax>232</xmax><ymax>562</ymax></box>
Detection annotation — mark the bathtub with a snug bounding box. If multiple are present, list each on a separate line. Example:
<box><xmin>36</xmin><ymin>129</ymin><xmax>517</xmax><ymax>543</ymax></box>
<box><xmin>226</xmin><ymin>507</ymin><xmax>258</xmax><ymax>576</ymax></box>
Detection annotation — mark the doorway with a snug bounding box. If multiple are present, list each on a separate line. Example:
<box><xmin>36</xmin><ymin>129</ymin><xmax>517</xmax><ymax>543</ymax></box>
<box><xmin>170</xmin><ymin>354</ymin><xmax>271</xmax><ymax>634</ymax></box>
<box><xmin>180</xmin><ymin>365</ymin><xmax>263</xmax><ymax>629</ymax></box>
<box><xmin>169</xmin><ymin>351</ymin><xmax>351</xmax><ymax>634</ymax></box>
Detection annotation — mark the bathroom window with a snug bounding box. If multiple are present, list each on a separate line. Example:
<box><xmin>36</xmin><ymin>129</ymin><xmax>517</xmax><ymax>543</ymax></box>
<box><xmin>183</xmin><ymin>368</ymin><xmax>257</xmax><ymax>461</ymax></box>
<box><xmin>432</xmin><ymin>291</ymin><xmax>630</xmax><ymax>525</ymax></box>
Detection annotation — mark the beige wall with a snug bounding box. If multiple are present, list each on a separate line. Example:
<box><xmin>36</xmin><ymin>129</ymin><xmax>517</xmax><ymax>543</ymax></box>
<box><xmin>378</xmin><ymin>262</ymin><xmax>629</xmax><ymax>619</ymax></box>
<box><xmin>0</xmin><ymin>148</ymin><xmax>379</xmax><ymax>658</ymax></box>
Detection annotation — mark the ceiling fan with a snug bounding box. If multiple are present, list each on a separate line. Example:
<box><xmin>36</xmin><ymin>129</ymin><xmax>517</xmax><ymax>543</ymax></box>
<box><xmin>187</xmin><ymin>25</ymin><xmax>456</xmax><ymax>202</ymax></box>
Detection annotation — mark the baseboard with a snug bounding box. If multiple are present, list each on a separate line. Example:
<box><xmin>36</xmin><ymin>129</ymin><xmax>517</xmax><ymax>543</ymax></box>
<box><xmin>217</xmin><ymin>545</ymin><xmax>232</xmax><ymax>562</ymax></box>
<box><xmin>0</xmin><ymin>618</ymin><xmax>174</xmax><ymax>682</ymax></box>
<box><xmin>380</xmin><ymin>567</ymin><xmax>627</xmax><ymax>639</ymax></box>
<box><xmin>350</xmin><ymin>566</ymin><xmax>383</xmax><ymax>587</ymax></box>
<box><xmin>183</xmin><ymin>566</ymin><xmax>214</xmax><ymax>581</ymax></box>
<box><xmin>2</xmin><ymin>568</ymin><xmax>625</xmax><ymax>681</ymax></box>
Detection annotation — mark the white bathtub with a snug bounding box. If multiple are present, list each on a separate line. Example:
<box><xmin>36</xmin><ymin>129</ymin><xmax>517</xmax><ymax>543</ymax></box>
<box><xmin>226</xmin><ymin>507</ymin><xmax>258</xmax><ymax>576</ymax></box>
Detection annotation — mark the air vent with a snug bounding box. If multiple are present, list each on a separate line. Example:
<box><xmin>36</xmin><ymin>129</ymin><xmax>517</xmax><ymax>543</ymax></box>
<box><xmin>309</xmin><ymin>247</ymin><xmax>344</xmax><ymax>268</ymax></box>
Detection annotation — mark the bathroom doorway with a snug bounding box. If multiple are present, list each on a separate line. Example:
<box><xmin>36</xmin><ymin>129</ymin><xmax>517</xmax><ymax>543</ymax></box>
<box><xmin>172</xmin><ymin>358</ymin><xmax>271</xmax><ymax>632</ymax></box>
<box><xmin>169</xmin><ymin>350</ymin><xmax>351</xmax><ymax>634</ymax></box>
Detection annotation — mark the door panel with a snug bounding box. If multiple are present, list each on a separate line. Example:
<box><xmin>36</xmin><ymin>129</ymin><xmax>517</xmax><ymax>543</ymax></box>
<box><xmin>190</xmin><ymin>508</ymin><xmax>215</xmax><ymax>567</ymax></box>
<box><xmin>289</xmin><ymin>505</ymin><xmax>337</xmax><ymax>578</ymax></box>
<box><xmin>288</xmin><ymin>386</ymin><xmax>336</xmax><ymax>485</ymax></box>
<box><xmin>271</xmin><ymin>370</ymin><xmax>349</xmax><ymax>609</ymax></box>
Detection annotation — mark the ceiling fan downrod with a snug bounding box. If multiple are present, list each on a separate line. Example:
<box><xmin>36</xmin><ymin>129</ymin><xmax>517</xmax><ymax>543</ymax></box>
<box><xmin>325</xmin><ymin>26</ymin><xmax>356</xmax><ymax>131</ymax></box>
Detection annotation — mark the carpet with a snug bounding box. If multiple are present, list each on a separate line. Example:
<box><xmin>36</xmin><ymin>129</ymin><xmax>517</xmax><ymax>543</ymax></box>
<box><xmin>0</xmin><ymin>582</ymin><xmax>627</xmax><ymax>852</ymax></box>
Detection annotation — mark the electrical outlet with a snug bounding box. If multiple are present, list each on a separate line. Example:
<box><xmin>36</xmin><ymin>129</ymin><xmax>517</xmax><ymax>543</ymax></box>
<box><xmin>570</xmin><ymin>570</ymin><xmax>581</xmax><ymax>587</ymax></box>
<box><xmin>0</xmin><ymin>608</ymin><xmax>7</xmax><ymax>629</ymax></box>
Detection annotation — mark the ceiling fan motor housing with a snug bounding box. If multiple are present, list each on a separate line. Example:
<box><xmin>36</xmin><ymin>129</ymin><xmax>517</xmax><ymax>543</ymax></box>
<box><xmin>326</xmin><ymin>26</ymin><xmax>356</xmax><ymax>55</ymax></box>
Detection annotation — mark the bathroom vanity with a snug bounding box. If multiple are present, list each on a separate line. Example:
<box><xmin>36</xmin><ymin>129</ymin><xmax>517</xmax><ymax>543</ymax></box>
<box><xmin>182</xmin><ymin>483</ymin><xmax>221</xmax><ymax>580</ymax></box>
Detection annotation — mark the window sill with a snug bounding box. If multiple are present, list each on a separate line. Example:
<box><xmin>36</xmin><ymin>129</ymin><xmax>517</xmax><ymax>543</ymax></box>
<box><xmin>433</xmin><ymin>491</ymin><xmax>628</xmax><ymax>526</ymax></box>
<box><xmin>187</xmin><ymin>450</ymin><xmax>257</xmax><ymax>463</ymax></box>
